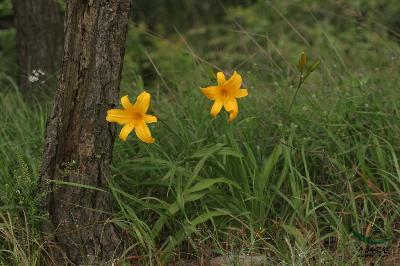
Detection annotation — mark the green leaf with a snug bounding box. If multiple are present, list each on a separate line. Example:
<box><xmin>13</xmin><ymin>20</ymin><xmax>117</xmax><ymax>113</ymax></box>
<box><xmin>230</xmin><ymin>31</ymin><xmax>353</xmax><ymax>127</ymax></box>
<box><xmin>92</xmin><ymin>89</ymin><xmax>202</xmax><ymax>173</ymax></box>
<box><xmin>160</xmin><ymin>210</ymin><xmax>226</xmax><ymax>262</ymax></box>
<box><xmin>256</xmin><ymin>144</ymin><xmax>282</xmax><ymax>195</ymax></box>
<box><xmin>190</xmin><ymin>143</ymin><xmax>225</xmax><ymax>158</ymax></box>
<box><xmin>151</xmin><ymin>191</ymin><xmax>209</xmax><ymax>238</ymax></box>
<box><xmin>216</xmin><ymin>147</ymin><xmax>243</xmax><ymax>158</ymax></box>
<box><xmin>187</xmin><ymin>177</ymin><xmax>239</xmax><ymax>193</ymax></box>
<box><xmin>185</xmin><ymin>143</ymin><xmax>226</xmax><ymax>189</ymax></box>
<box><xmin>50</xmin><ymin>180</ymin><xmax>107</xmax><ymax>193</ymax></box>
<box><xmin>281</xmin><ymin>224</ymin><xmax>305</xmax><ymax>244</ymax></box>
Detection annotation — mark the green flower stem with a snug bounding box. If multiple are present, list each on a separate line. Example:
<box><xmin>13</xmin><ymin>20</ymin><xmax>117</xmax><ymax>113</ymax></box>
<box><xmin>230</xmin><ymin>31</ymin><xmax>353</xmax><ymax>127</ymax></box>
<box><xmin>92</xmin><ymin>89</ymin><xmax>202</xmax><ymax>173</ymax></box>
<box><xmin>288</xmin><ymin>72</ymin><xmax>305</xmax><ymax>114</ymax></box>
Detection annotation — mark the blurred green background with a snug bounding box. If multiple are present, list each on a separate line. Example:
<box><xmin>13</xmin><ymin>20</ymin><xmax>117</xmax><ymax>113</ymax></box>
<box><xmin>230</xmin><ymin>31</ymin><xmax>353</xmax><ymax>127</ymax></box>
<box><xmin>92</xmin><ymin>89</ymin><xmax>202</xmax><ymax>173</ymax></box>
<box><xmin>1</xmin><ymin>0</ymin><xmax>400</xmax><ymax>90</ymax></box>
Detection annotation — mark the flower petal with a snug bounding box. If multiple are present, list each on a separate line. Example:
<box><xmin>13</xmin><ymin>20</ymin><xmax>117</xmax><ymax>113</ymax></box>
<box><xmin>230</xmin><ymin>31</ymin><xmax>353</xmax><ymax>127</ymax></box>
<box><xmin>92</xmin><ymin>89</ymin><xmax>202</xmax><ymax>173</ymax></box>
<box><xmin>210</xmin><ymin>99</ymin><xmax>223</xmax><ymax>117</ymax></box>
<box><xmin>133</xmin><ymin>91</ymin><xmax>150</xmax><ymax>114</ymax></box>
<box><xmin>119</xmin><ymin>122</ymin><xmax>135</xmax><ymax>141</ymax></box>
<box><xmin>106</xmin><ymin>109</ymin><xmax>133</xmax><ymax>125</ymax></box>
<box><xmin>228</xmin><ymin>112</ymin><xmax>238</xmax><ymax>122</ymax></box>
<box><xmin>217</xmin><ymin>72</ymin><xmax>226</xmax><ymax>86</ymax></box>
<box><xmin>121</xmin><ymin>95</ymin><xmax>134</xmax><ymax>110</ymax></box>
<box><xmin>225</xmin><ymin>71</ymin><xmax>242</xmax><ymax>92</ymax></box>
<box><xmin>135</xmin><ymin>121</ymin><xmax>155</xmax><ymax>143</ymax></box>
<box><xmin>144</xmin><ymin>114</ymin><xmax>157</xmax><ymax>123</ymax></box>
<box><xmin>201</xmin><ymin>86</ymin><xmax>219</xmax><ymax>100</ymax></box>
<box><xmin>233</xmin><ymin>89</ymin><xmax>248</xmax><ymax>98</ymax></box>
<box><xmin>224</xmin><ymin>98</ymin><xmax>238</xmax><ymax>122</ymax></box>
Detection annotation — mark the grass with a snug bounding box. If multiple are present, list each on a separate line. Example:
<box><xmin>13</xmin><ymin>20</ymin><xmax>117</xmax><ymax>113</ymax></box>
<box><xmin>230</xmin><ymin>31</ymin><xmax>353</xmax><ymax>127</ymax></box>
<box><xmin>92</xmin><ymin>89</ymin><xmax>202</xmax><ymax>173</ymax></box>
<box><xmin>1</xmin><ymin>1</ymin><xmax>400</xmax><ymax>265</ymax></box>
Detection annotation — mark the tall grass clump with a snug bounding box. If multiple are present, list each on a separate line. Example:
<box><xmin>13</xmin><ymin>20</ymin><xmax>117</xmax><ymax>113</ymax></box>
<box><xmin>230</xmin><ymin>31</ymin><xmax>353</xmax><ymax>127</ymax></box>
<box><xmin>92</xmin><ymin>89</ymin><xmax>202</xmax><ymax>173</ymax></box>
<box><xmin>0</xmin><ymin>75</ymin><xmax>50</xmax><ymax>265</ymax></box>
<box><xmin>111</xmin><ymin>2</ymin><xmax>400</xmax><ymax>263</ymax></box>
<box><xmin>112</xmin><ymin>56</ymin><xmax>400</xmax><ymax>264</ymax></box>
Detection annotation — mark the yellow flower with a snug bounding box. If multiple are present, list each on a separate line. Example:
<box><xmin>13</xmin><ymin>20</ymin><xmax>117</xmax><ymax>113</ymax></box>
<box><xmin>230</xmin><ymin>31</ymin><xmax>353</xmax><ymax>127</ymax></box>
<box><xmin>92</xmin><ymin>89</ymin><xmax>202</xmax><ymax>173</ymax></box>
<box><xmin>106</xmin><ymin>91</ymin><xmax>157</xmax><ymax>143</ymax></box>
<box><xmin>201</xmin><ymin>71</ymin><xmax>248</xmax><ymax>122</ymax></box>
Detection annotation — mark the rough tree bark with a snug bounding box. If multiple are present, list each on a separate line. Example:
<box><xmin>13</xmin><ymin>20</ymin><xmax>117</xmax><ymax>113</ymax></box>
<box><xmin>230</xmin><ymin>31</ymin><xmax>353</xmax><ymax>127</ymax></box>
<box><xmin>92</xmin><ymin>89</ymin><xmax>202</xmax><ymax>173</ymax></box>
<box><xmin>12</xmin><ymin>0</ymin><xmax>64</xmax><ymax>92</ymax></box>
<box><xmin>39</xmin><ymin>0</ymin><xmax>133</xmax><ymax>264</ymax></box>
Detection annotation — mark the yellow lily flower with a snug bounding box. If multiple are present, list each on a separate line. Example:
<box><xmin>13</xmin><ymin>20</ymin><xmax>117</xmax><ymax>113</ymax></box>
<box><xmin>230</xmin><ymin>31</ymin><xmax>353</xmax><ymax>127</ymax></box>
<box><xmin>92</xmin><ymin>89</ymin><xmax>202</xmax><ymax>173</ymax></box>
<box><xmin>200</xmin><ymin>71</ymin><xmax>248</xmax><ymax>122</ymax></box>
<box><xmin>106</xmin><ymin>91</ymin><xmax>157</xmax><ymax>143</ymax></box>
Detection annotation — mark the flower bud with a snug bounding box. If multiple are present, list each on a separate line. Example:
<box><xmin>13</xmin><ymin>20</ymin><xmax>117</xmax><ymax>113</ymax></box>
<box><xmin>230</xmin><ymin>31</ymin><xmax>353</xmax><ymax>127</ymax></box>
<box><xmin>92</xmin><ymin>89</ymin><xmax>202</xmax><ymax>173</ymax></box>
<box><xmin>298</xmin><ymin>52</ymin><xmax>306</xmax><ymax>71</ymax></box>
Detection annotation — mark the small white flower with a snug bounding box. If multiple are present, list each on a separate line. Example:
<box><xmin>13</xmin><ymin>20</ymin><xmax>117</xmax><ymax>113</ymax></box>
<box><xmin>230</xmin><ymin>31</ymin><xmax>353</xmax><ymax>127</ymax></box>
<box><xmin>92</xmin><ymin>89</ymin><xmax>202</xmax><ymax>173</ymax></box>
<box><xmin>28</xmin><ymin>75</ymin><xmax>39</xmax><ymax>83</ymax></box>
<box><xmin>29</xmin><ymin>69</ymin><xmax>45</xmax><ymax>83</ymax></box>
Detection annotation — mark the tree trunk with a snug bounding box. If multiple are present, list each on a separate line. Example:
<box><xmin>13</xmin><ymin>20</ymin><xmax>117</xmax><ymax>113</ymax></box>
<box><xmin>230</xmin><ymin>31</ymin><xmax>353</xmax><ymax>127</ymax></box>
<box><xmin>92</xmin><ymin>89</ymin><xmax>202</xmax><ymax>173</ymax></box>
<box><xmin>39</xmin><ymin>0</ymin><xmax>132</xmax><ymax>264</ymax></box>
<box><xmin>12</xmin><ymin>0</ymin><xmax>63</xmax><ymax>93</ymax></box>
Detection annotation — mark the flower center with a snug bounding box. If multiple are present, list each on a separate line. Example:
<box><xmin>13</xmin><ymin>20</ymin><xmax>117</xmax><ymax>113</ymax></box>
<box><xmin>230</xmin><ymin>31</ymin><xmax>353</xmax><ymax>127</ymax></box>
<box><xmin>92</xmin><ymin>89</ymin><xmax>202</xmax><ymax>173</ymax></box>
<box><xmin>220</xmin><ymin>87</ymin><xmax>229</xmax><ymax>97</ymax></box>
<box><xmin>132</xmin><ymin>112</ymin><xmax>143</xmax><ymax>121</ymax></box>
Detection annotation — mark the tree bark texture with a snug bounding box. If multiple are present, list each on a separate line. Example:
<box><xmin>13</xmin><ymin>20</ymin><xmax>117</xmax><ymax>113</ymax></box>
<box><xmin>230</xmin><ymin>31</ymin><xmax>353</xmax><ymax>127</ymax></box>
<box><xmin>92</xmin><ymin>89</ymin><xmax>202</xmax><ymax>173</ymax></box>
<box><xmin>12</xmin><ymin>0</ymin><xmax>64</xmax><ymax>93</ymax></box>
<box><xmin>39</xmin><ymin>0</ymin><xmax>132</xmax><ymax>264</ymax></box>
